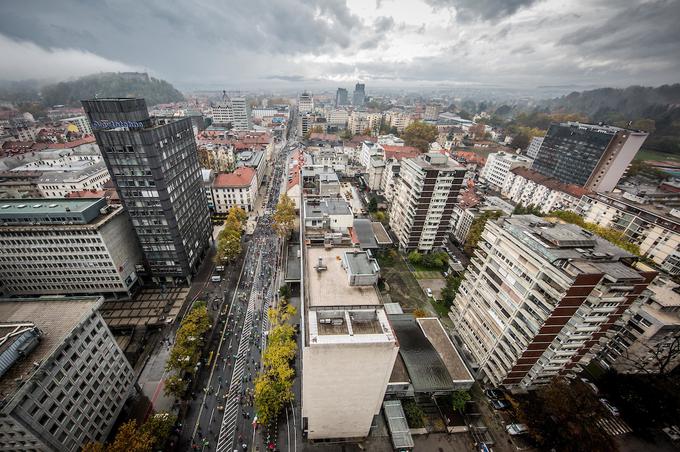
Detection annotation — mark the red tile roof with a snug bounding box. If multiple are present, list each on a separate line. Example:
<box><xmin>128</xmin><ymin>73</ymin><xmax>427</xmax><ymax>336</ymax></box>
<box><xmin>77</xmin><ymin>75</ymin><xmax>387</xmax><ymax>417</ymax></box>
<box><xmin>309</xmin><ymin>133</ymin><xmax>339</xmax><ymax>142</ymax></box>
<box><xmin>458</xmin><ymin>189</ymin><xmax>481</xmax><ymax>208</ymax></box>
<box><xmin>510</xmin><ymin>167</ymin><xmax>590</xmax><ymax>198</ymax></box>
<box><xmin>382</xmin><ymin>145</ymin><xmax>421</xmax><ymax>160</ymax></box>
<box><xmin>213</xmin><ymin>167</ymin><xmax>256</xmax><ymax>188</ymax></box>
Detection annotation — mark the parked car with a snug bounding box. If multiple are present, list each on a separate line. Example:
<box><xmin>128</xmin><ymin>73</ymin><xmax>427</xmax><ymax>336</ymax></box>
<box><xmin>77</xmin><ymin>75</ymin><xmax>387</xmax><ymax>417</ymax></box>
<box><xmin>506</xmin><ymin>423</ymin><xmax>529</xmax><ymax>436</ymax></box>
<box><xmin>426</xmin><ymin>288</ymin><xmax>433</xmax><ymax>297</ymax></box>
<box><xmin>490</xmin><ymin>399</ymin><xmax>510</xmax><ymax>410</ymax></box>
<box><xmin>662</xmin><ymin>425</ymin><xmax>680</xmax><ymax>442</ymax></box>
<box><xmin>211</xmin><ymin>275</ymin><xmax>222</xmax><ymax>283</ymax></box>
<box><xmin>599</xmin><ymin>398</ymin><xmax>620</xmax><ymax>416</ymax></box>
<box><xmin>484</xmin><ymin>388</ymin><xmax>504</xmax><ymax>400</ymax></box>
<box><xmin>215</xmin><ymin>265</ymin><xmax>225</xmax><ymax>273</ymax></box>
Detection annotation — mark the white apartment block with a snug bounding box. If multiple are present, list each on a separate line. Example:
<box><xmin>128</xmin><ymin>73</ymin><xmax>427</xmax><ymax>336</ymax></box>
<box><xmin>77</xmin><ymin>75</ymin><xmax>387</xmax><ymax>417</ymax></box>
<box><xmin>502</xmin><ymin>167</ymin><xmax>587</xmax><ymax>214</ymax></box>
<box><xmin>359</xmin><ymin>141</ymin><xmax>384</xmax><ymax>169</ymax></box>
<box><xmin>525</xmin><ymin>136</ymin><xmax>544</xmax><ymax>159</ymax></box>
<box><xmin>576</xmin><ymin>192</ymin><xmax>680</xmax><ymax>275</ymax></box>
<box><xmin>302</xmin><ymin>247</ymin><xmax>398</xmax><ymax>440</ymax></box>
<box><xmin>451</xmin><ymin>197</ymin><xmax>514</xmax><ymax>244</ymax></box>
<box><xmin>597</xmin><ymin>275</ymin><xmax>680</xmax><ymax>374</ymax></box>
<box><xmin>348</xmin><ymin>112</ymin><xmax>381</xmax><ymax>136</ymax></box>
<box><xmin>450</xmin><ymin>215</ymin><xmax>655</xmax><ymax>389</ymax></box>
<box><xmin>327</xmin><ymin>109</ymin><xmax>349</xmax><ymax>127</ymax></box>
<box><xmin>380</xmin><ymin>159</ymin><xmax>400</xmax><ymax>202</ymax></box>
<box><xmin>479</xmin><ymin>152</ymin><xmax>532</xmax><ymax>191</ymax></box>
<box><xmin>62</xmin><ymin>116</ymin><xmax>92</xmax><ymax>135</ymax></box>
<box><xmin>0</xmin><ymin>296</ymin><xmax>134</xmax><ymax>451</ymax></box>
<box><xmin>298</xmin><ymin>93</ymin><xmax>314</xmax><ymax>113</ymax></box>
<box><xmin>212</xmin><ymin>167</ymin><xmax>258</xmax><ymax>213</ymax></box>
<box><xmin>389</xmin><ymin>153</ymin><xmax>466</xmax><ymax>251</ymax></box>
<box><xmin>384</xmin><ymin>111</ymin><xmax>413</xmax><ymax>133</ymax></box>
<box><xmin>0</xmin><ymin>198</ymin><xmax>142</xmax><ymax>297</ymax></box>
<box><xmin>367</xmin><ymin>156</ymin><xmax>385</xmax><ymax>191</ymax></box>
<box><xmin>212</xmin><ymin>97</ymin><xmax>251</xmax><ymax>131</ymax></box>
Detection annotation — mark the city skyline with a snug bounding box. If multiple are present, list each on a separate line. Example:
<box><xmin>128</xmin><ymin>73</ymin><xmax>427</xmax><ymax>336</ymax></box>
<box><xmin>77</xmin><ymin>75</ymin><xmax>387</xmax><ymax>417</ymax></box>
<box><xmin>0</xmin><ymin>0</ymin><xmax>678</xmax><ymax>90</ymax></box>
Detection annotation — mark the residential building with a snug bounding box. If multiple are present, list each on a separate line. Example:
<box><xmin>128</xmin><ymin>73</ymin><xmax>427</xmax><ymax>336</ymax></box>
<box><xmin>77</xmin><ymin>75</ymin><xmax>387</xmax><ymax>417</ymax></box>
<box><xmin>299</xmin><ymin>92</ymin><xmax>314</xmax><ymax>113</ymax></box>
<box><xmin>452</xmin><ymin>196</ymin><xmax>514</xmax><ymax>244</ymax></box>
<box><xmin>367</xmin><ymin>156</ymin><xmax>385</xmax><ymax>191</ymax></box>
<box><xmin>480</xmin><ymin>152</ymin><xmax>532</xmax><ymax>191</ymax></box>
<box><xmin>82</xmin><ymin>98</ymin><xmax>212</xmax><ymax>285</ymax></box>
<box><xmin>502</xmin><ymin>167</ymin><xmax>589</xmax><ymax>214</ymax></box>
<box><xmin>327</xmin><ymin>109</ymin><xmax>349</xmax><ymax>128</ymax></box>
<box><xmin>359</xmin><ymin>141</ymin><xmax>384</xmax><ymax>169</ymax></box>
<box><xmin>531</xmin><ymin>122</ymin><xmax>648</xmax><ymax>192</ymax></box>
<box><xmin>576</xmin><ymin>192</ymin><xmax>680</xmax><ymax>275</ymax></box>
<box><xmin>389</xmin><ymin>153</ymin><xmax>466</xmax><ymax>251</ymax></box>
<box><xmin>61</xmin><ymin>116</ymin><xmax>92</xmax><ymax>135</ymax></box>
<box><xmin>301</xmin><ymin>165</ymin><xmax>341</xmax><ymax>197</ymax></box>
<box><xmin>348</xmin><ymin>112</ymin><xmax>381</xmax><ymax>136</ymax></box>
<box><xmin>0</xmin><ymin>198</ymin><xmax>142</xmax><ymax>297</ymax></box>
<box><xmin>335</xmin><ymin>88</ymin><xmax>349</xmax><ymax>107</ymax></box>
<box><xmin>352</xmin><ymin>83</ymin><xmax>366</xmax><ymax>107</ymax></box>
<box><xmin>385</xmin><ymin>111</ymin><xmax>413</xmax><ymax>133</ymax></box>
<box><xmin>525</xmin><ymin>136</ymin><xmax>544</xmax><ymax>159</ymax></box>
<box><xmin>423</xmin><ymin>104</ymin><xmax>441</xmax><ymax>121</ymax></box>
<box><xmin>597</xmin><ymin>275</ymin><xmax>680</xmax><ymax>374</ymax></box>
<box><xmin>235</xmin><ymin>150</ymin><xmax>265</xmax><ymax>188</ymax></box>
<box><xmin>201</xmin><ymin>169</ymin><xmax>215</xmax><ymax>211</ymax></box>
<box><xmin>302</xmin><ymin>247</ymin><xmax>398</xmax><ymax>440</ymax></box>
<box><xmin>378</xmin><ymin>134</ymin><xmax>405</xmax><ymax>147</ymax></box>
<box><xmin>212</xmin><ymin>167</ymin><xmax>257</xmax><ymax>213</ymax></box>
<box><xmin>303</xmin><ymin>198</ymin><xmax>353</xmax><ymax>232</ymax></box>
<box><xmin>0</xmin><ymin>296</ymin><xmax>135</xmax><ymax>451</ymax></box>
<box><xmin>450</xmin><ymin>215</ymin><xmax>655</xmax><ymax>389</ymax></box>
<box><xmin>211</xmin><ymin>96</ymin><xmax>252</xmax><ymax>131</ymax></box>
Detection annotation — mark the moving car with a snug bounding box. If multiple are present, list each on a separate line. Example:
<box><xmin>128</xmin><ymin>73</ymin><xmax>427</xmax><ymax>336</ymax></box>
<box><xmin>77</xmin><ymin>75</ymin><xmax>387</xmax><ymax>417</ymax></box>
<box><xmin>506</xmin><ymin>423</ymin><xmax>529</xmax><ymax>436</ymax></box>
<box><xmin>215</xmin><ymin>265</ymin><xmax>225</xmax><ymax>273</ymax></box>
<box><xmin>599</xmin><ymin>398</ymin><xmax>620</xmax><ymax>416</ymax></box>
<box><xmin>211</xmin><ymin>275</ymin><xmax>222</xmax><ymax>283</ymax></box>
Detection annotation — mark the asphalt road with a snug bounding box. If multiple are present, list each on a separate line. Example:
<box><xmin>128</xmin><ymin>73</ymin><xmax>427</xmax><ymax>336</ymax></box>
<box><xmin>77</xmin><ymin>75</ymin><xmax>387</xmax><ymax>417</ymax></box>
<box><xmin>177</xmin><ymin>125</ymin><xmax>297</xmax><ymax>452</ymax></box>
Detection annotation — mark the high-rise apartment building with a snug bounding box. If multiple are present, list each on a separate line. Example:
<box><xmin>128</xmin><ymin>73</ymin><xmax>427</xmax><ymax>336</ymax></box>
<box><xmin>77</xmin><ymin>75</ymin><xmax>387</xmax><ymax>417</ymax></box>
<box><xmin>450</xmin><ymin>215</ymin><xmax>655</xmax><ymax>389</ymax></box>
<box><xmin>298</xmin><ymin>93</ymin><xmax>314</xmax><ymax>113</ymax></box>
<box><xmin>531</xmin><ymin>122</ymin><xmax>648</xmax><ymax>192</ymax></box>
<box><xmin>525</xmin><ymin>136</ymin><xmax>544</xmax><ymax>159</ymax></box>
<box><xmin>211</xmin><ymin>95</ymin><xmax>251</xmax><ymax>131</ymax></box>
<box><xmin>352</xmin><ymin>83</ymin><xmax>366</xmax><ymax>107</ymax></box>
<box><xmin>480</xmin><ymin>151</ymin><xmax>532</xmax><ymax>191</ymax></box>
<box><xmin>335</xmin><ymin>88</ymin><xmax>348</xmax><ymax>107</ymax></box>
<box><xmin>0</xmin><ymin>296</ymin><xmax>134</xmax><ymax>451</ymax></box>
<box><xmin>389</xmin><ymin>153</ymin><xmax>466</xmax><ymax>250</ymax></box>
<box><xmin>302</xmin><ymin>247</ymin><xmax>398</xmax><ymax>440</ymax></box>
<box><xmin>82</xmin><ymin>98</ymin><xmax>212</xmax><ymax>285</ymax></box>
<box><xmin>0</xmin><ymin>198</ymin><xmax>142</xmax><ymax>297</ymax></box>
<box><xmin>61</xmin><ymin>116</ymin><xmax>93</xmax><ymax>135</ymax></box>
<box><xmin>423</xmin><ymin>104</ymin><xmax>441</xmax><ymax>121</ymax></box>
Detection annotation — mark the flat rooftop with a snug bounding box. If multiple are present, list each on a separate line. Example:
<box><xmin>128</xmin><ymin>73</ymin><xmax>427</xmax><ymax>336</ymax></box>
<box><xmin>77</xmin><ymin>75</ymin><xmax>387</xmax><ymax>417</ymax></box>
<box><xmin>306</xmin><ymin>247</ymin><xmax>380</xmax><ymax>307</ymax></box>
<box><xmin>0</xmin><ymin>297</ymin><xmax>101</xmax><ymax>400</ymax></box>
<box><xmin>418</xmin><ymin>318</ymin><xmax>474</xmax><ymax>383</ymax></box>
<box><xmin>0</xmin><ymin>197</ymin><xmax>104</xmax><ymax>216</ymax></box>
<box><xmin>304</xmin><ymin>198</ymin><xmax>352</xmax><ymax>218</ymax></box>
<box><xmin>371</xmin><ymin>222</ymin><xmax>392</xmax><ymax>245</ymax></box>
<box><xmin>307</xmin><ymin>307</ymin><xmax>395</xmax><ymax>345</ymax></box>
<box><xmin>344</xmin><ymin>250</ymin><xmax>379</xmax><ymax>276</ymax></box>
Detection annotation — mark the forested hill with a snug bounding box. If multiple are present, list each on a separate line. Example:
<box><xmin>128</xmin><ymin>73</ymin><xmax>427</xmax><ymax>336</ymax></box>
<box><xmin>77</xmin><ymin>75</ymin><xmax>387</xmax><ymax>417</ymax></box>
<box><xmin>40</xmin><ymin>72</ymin><xmax>185</xmax><ymax>107</ymax></box>
<box><xmin>543</xmin><ymin>84</ymin><xmax>680</xmax><ymax>154</ymax></box>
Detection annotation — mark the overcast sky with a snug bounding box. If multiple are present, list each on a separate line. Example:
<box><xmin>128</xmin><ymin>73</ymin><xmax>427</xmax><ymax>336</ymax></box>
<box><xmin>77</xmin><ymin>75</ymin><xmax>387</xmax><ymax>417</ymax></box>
<box><xmin>0</xmin><ymin>0</ymin><xmax>678</xmax><ymax>91</ymax></box>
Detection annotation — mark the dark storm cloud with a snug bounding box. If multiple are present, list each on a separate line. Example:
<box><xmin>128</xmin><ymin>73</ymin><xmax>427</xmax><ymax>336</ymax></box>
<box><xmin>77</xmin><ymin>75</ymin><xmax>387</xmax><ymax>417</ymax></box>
<box><xmin>425</xmin><ymin>0</ymin><xmax>542</xmax><ymax>21</ymax></box>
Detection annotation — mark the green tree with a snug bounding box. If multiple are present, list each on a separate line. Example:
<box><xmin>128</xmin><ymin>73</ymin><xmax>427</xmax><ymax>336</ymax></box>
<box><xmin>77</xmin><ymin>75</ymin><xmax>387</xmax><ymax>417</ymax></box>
<box><xmin>441</xmin><ymin>274</ymin><xmax>464</xmax><ymax>306</ymax></box>
<box><xmin>407</xmin><ymin>250</ymin><xmax>423</xmax><ymax>265</ymax></box>
<box><xmin>273</xmin><ymin>195</ymin><xmax>296</xmax><ymax>238</ymax></box>
<box><xmin>451</xmin><ymin>390</ymin><xmax>471</xmax><ymax>412</ymax></box>
<box><xmin>228</xmin><ymin>206</ymin><xmax>248</xmax><ymax>226</ymax></box>
<box><xmin>402</xmin><ymin>400</ymin><xmax>425</xmax><ymax>428</ymax></box>
<box><xmin>367</xmin><ymin>196</ymin><xmax>378</xmax><ymax>212</ymax></box>
<box><xmin>141</xmin><ymin>412</ymin><xmax>177</xmax><ymax>448</ymax></box>
<box><xmin>215</xmin><ymin>228</ymin><xmax>242</xmax><ymax>263</ymax></box>
<box><xmin>279</xmin><ymin>284</ymin><xmax>291</xmax><ymax>300</ymax></box>
<box><xmin>402</xmin><ymin>121</ymin><xmax>438</xmax><ymax>152</ymax></box>
<box><xmin>464</xmin><ymin>210</ymin><xmax>503</xmax><ymax>256</ymax></box>
<box><xmin>163</xmin><ymin>374</ymin><xmax>188</xmax><ymax>399</ymax></box>
<box><xmin>549</xmin><ymin>210</ymin><xmax>641</xmax><ymax>255</ymax></box>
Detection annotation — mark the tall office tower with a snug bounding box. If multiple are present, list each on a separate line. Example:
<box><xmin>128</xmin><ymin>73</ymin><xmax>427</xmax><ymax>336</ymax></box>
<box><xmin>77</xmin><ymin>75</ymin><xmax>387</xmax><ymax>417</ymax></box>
<box><xmin>0</xmin><ymin>296</ymin><xmax>134</xmax><ymax>451</ymax></box>
<box><xmin>352</xmin><ymin>83</ymin><xmax>366</xmax><ymax>107</ymax></box>
<box><xmin>82</xmin><ymin>98</ymin><xmax>212</xmax><ymax>285</ymax></box>
<box><xmin>524</xmin><ymin>136</ymin><xmax>544</xmax><ymax>159</ymax></box>
<box><xmin>298</xmin><ymin>92</ymin><xmax>314</xmax><ymax>113</ymax></box>
<box><xmin>302</xmin><ymin>248</ymin><xmax>398</xmax><ymax>440</ymax></box>
<box><xmin>389</xmin><ymin>153</ymin><xmax>466</xmax><ymax>251</ymax></box>
<box><xmin>450</xmin><ymin>215</ymin><xmax>656</xmax><ymax>389</ymax></box>
<box><xmin>211</xmin><ymin>94</ymin><xmax>251</xmax><ymax>131</ymax></box>
<box><xmin>0</xmin><ymin>198</ymin><xmax>142</xmax><ymax>297</ymax></box>
<box><xmin>423</xmin><ymin>104</ymin><xmax>441</xmax><ymax>121</ymax></box>
<box><xmin>531</xmin><ymin>122</ymin><xmax>648</xmax><ymax>192</ymax></box>
<box><xmin>335</xmin><ymin>88</ymin><xmax>349</xmax><ymax>107</ymax></box>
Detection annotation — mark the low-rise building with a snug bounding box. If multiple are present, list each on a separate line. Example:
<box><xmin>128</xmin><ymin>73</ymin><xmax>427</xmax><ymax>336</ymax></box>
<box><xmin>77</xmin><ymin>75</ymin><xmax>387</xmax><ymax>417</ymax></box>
<box><xmin>348</xmin><ymin>112</ymin><xmax>381</xmax><ymax>136</ymax></box>
<box><xmin>212</xmin><ymin>167</ymin><xmax>258</xmax><ymax>213</ymax></box>
<box><xmin>0</xmin><ymin>296</ymin><xmax>135</xmax><ymax>451</ymax></box>
<box><xmin>450</xmin><ymin>215</ymin><xmax>655</xmax><ymax>389</ymax></box>
<box><xmin>502</xmin><ymin>167</ymin><xmax>588</xmax><ymax>213</ymax></box>
<box><xmin>0</xmin><ymin>198</ymin><xmax>142</xmax><ymax>297</ymax></box>
<box><xmin>61</xmin><ymin>116</ymin><xmax>92</xmax><ymax>135</ymax></box>
<box><xmin>597</xmin><ymin>275</ymin><xmax>680</xmax><ymax>374</ymax></box>
<box><xmin>576</xmin><ymin>192</ymin><xmax>680</xmax><ymax>275</ymax></box>
<box><xmin>235</xmin><ymin>150</ymin><xmax>265</xmax><ymax>188</ymax></box>
<box><xmin>359</xmin><ymin>141</ymin><xmax>384</xmax><ymax>169</ymax></box>
<box><xmin>303</xmin><ymin>198</ymin><xmax>353</xmax><ymax>233</ymax></box>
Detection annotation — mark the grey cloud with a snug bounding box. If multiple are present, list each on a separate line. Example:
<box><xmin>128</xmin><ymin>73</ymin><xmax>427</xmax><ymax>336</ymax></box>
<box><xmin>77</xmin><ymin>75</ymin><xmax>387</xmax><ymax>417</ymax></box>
<box><xmin>374</xmin><ymin>16</ymin><xmax>395</xmax><ymax>33</ymax></box>
<box><xmin>426</xmin><ymin>0</ymin><xmax>542</xmax><ymax>22</ymax></box>
<box><xmin>265</xmin><ymin>75</ymin><xmax>309</xmax><ymax>82</ymax></box>
<box><xmin>511</xmin><ymin>44</ymin><xmax>534</xmax><ymax>54</ymax></box>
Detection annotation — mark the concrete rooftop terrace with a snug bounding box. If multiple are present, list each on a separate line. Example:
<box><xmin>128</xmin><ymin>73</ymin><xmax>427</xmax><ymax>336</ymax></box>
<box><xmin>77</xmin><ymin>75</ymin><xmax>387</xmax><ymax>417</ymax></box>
<box><xmin>0</xmin><ymin>297</ymin><xmax>101</xmax><ymax>400</ymax></box>
<box><xmin>306</xmin><ymin>247</ymin><xmax>381</xmax><ymax>307</ymax></box>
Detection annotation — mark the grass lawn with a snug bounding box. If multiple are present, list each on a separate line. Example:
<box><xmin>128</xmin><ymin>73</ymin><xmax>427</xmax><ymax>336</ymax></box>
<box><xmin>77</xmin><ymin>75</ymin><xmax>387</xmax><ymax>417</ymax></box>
<box><xmin>635</xmin><ymin>148</ymin><xmax>680</xmax><ymax>162</ymax></box>
<box><xmin>413</xmin><ymin>270</ymin><xmax>442</xmax><ymax>280</ymax></box>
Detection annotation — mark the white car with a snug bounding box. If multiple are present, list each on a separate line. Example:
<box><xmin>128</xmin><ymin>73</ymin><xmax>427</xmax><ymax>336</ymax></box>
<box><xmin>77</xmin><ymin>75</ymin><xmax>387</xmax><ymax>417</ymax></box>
<box><xmin>426</xmin><ymin>288</ymin><xmax>433</xmax><ymax>297</ymax></box>
<box><xmin>506</xmin><ymin>423</ymin><xmax>528</xmax><ymax>436</ymax></box>
<box><xmin>599</xmin><ymin>398</ymin><xmax>620</xmax><ymax>416</ymax></box>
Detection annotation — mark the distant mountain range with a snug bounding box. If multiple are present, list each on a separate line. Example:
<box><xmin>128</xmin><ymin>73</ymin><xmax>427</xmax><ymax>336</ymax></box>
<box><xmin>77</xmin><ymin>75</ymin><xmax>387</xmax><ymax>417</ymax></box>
<box><xmin>0</xmin><ymin>72</ymin><xmax>184</xmax><ymax>108</ymax></box>
<box><xmin>543</xmin><ymin>84</ymin><xmax>680</xmax><ymax>155</ymax></box>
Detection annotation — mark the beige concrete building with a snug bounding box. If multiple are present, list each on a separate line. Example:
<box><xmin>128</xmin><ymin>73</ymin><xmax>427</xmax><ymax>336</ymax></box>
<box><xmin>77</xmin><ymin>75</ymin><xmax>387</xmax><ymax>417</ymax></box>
<box><xmin>450</xmin><ymin>215</ymin><xmax>655</xmax><ymax>389</ymax></box>
<box><xmin>576</xmin><ymin>192</ymin><xmax>680</xmax><ymax>275</ymax></box>
<box><xmin>597</xmin><ymin>275</ymin><xmax>680</xmax><ymax>374</ymax></box>
<box><xmin>301</xmin><ymin>247</ymin><xmax>398</xmax><ymax>440</ymax></box>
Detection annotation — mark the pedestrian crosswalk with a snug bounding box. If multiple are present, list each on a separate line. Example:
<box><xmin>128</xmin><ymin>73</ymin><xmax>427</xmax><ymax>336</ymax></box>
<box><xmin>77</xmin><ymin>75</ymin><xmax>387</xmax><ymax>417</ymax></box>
<box><xmin>598</xmin><ymin>417</ymin><xmax>632</xmax><ymax>436</ymax></box>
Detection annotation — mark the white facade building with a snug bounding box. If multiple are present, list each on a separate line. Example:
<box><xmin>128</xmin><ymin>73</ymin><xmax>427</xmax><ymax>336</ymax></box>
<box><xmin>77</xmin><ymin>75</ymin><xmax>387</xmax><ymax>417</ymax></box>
<box><xmin>348</xmin><ymin>112</ymin><xmax>381</xmax><ymax>136</ymax></box>
<box><xmin>525</xmin><ymin>136</ymin><xmax>544</xmax><ymax>159</ymax></box>
<box><xmin>212</xmin><ymin>97</ymin><xmax>251</xmax><ymax>131</ymax></box>
<box><xmin>359</xmin><ymin>141</ymin><xmax>384</xmax><ymax>169</ymax></box>
<box><xmin>298</xmin><ymin>93</ymin><xmax>314</xmax><ymax>113</ymax></box>
<box><xmin>62</xmin><ymin>116</ymin><xmax>92</xmax><ymax>135</ymax></box>
<box><xmin>211</xmin><ymin>167</ymin><xmax>258</xmax><ymax>213</ymax></box>
<box><xmin>501</xmin><ymin>167</ymin><xmax>587</xmax><ymax>214</ymax></box>
<box><xmin>480</xmin><ymin>152</ymin><xmax>532</xmax><ymax>191</ymax></box>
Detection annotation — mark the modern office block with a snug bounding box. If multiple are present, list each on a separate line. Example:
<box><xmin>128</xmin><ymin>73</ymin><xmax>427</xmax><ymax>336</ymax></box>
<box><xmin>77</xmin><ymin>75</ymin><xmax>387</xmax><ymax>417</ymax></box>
<box><xmin>352</xmin><ymin>83</ymin><xmax>366</xmax><ymax>107</ymax></box>
<box><xmin>0</xmin><ymin>198</ymin><xmax>141</xmax><ymax>297</ymax></box>
<box><xmin>0</xmin><ymin>297</ymin><xmax>134</xmax><ymax>451</ymax></box>
<box><xmin>389</xmin><ymin>153</ymin><xmax>466</xmax><ymax>251</ymax></box>
<box><xmin>335</xmin><ymin>88</ymin><xmax>349</xmax><ymax>107</ymax></box>
<box><xmin>450</xmin><ymin>215</ymin><xmax>655</xmax><ymax>389</ymax></box>
<box><xmin>531</xmin><ymin>122</ymin><xmax>647</xmax><ymax>192</ymax></box>
<box><xmin>82</xmin><ymin>98</ymin><xmax>211</xmax><ymax>285</ymax></box>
